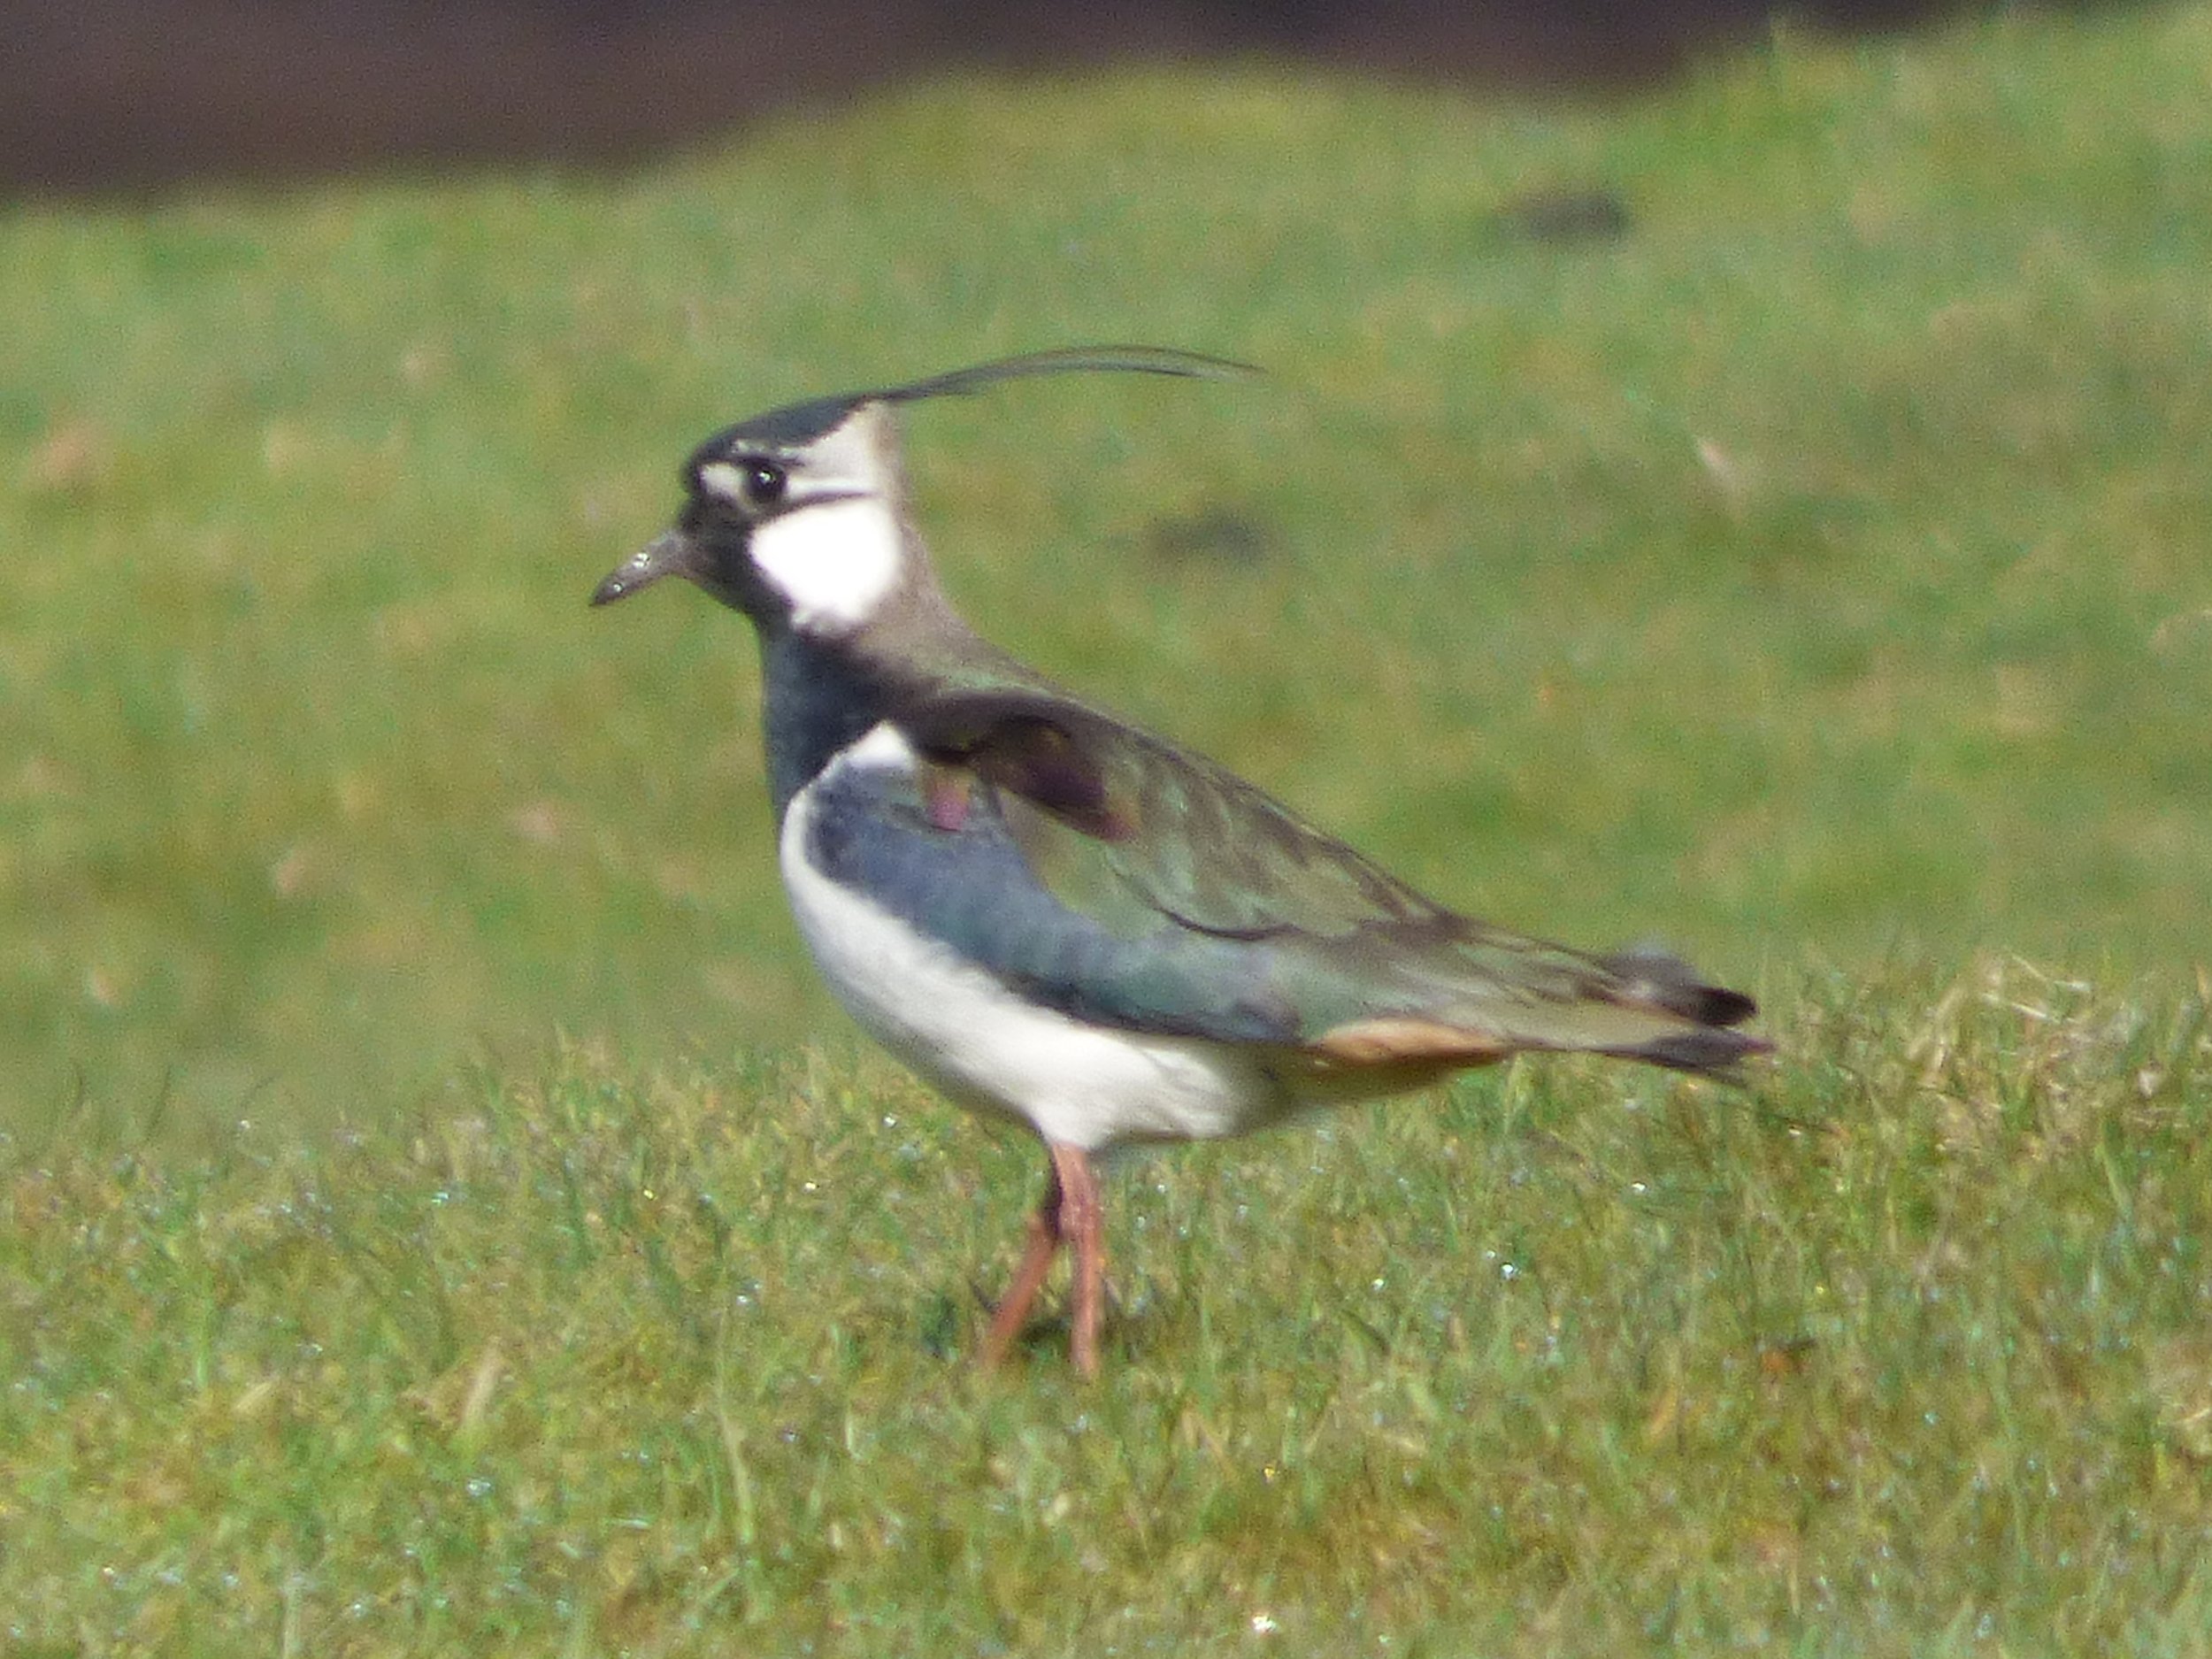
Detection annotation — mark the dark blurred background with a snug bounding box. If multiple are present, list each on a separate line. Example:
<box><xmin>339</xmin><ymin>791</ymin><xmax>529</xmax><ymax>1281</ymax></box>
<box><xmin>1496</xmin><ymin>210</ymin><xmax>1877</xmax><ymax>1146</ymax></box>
<box><xmin>2</xmin><ymin>0</ymin><xmax>2120</xmax><ymax>196</ymax></box>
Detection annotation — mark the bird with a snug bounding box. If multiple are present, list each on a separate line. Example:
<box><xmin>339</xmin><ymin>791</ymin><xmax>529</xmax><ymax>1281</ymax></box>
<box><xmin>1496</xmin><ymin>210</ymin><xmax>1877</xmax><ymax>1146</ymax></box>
<box><xmin>590</xmin><ymin>346</ymin><xmax>1769</xmax><ymax>1378</ymax></box>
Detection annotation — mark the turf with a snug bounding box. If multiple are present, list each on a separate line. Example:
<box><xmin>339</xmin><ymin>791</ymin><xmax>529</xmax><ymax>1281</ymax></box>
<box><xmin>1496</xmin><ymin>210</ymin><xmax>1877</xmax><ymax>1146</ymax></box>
<box><xmin>6</xmin><ymin>2</ymin><xmax>2212</xmax><ymax>1651</ymax></box>
<box><xmin>6</xmin><ymin>961</ymin><xmax>2210</xmax><ymax>1655</ymax></box>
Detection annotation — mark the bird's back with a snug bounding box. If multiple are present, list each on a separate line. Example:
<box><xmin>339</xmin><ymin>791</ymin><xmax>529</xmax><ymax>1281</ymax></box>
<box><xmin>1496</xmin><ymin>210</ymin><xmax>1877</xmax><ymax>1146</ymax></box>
<box><xmin>802</xmin><ymin>645</ymin><xmax>1768</xmax><ymax>1087</ymax></box>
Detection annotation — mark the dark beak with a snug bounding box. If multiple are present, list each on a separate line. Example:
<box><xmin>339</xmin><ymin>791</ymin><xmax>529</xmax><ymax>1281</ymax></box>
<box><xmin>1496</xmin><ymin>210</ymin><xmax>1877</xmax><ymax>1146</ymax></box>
<box><xmin>590</xmin><ymin>528</ymin><xmax>696</xmax><ymax>607</ymax></box>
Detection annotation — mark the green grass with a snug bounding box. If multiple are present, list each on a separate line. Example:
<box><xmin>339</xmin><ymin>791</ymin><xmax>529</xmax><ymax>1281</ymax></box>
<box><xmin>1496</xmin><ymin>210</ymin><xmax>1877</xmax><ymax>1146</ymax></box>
<box><xmin>5</xmin><ymin>6</ymin><xmax>2212</xmax><ymax>1133</ymax></box>
<box><xmin>7</xmin><ymin>961</ymin><xmax>2211</xmax><ymax>1655</ymax></box>
<box><xmin>8</xmin><ymin>4</ymin><xmax>2212</xmax><ymax>1650</ymax></box>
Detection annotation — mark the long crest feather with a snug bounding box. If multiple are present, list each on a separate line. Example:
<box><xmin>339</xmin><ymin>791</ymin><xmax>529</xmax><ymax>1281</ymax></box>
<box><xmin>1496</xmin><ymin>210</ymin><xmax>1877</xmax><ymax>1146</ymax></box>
<box><xmin>707</xmin><ymin>346</ymin><xmax>1262</xmax><ymax>453</ymax></box>
<box><xmin>865</xmin><ymin>345</ymin><xmax>1262</xmax><ymax>407</ymax></box>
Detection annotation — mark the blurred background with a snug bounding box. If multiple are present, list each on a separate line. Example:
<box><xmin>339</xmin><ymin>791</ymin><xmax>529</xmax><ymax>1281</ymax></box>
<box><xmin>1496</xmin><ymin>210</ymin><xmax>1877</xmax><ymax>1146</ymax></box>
<box><xmin>2</xmin><ymin>0</ymin><xmax>2124</xmax><ymax>194</ymax></box>
<box><xmin>5</xmin><ymin>0</ymin><xmax>2205</xmax><ymax>1140</ymax></box>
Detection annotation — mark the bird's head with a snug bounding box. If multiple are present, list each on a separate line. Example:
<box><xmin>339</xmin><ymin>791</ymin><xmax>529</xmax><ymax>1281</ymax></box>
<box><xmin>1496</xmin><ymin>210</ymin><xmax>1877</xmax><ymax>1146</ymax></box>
<box><xmin>592</xmin><ymin>392</ymin><xmax>912</xmax><ymax>634</ymax></box>
<box><xmin>591</xmin><ymin>346</ymin><xmax>1258</xmax><ymax>640</ymax></box>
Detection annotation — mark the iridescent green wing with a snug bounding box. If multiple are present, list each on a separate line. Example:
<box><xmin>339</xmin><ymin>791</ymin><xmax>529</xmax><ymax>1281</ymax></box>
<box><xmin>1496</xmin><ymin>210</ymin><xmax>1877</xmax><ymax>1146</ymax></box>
<box><xmin>901</xmin><ymin>684</ymin><xmax>1448</xmax><ymax>947</ymax></box>
<box><xmin>900</xmin><ymin>684</ymin><xmax>1763</xmax><ymax>1071</ymax></box>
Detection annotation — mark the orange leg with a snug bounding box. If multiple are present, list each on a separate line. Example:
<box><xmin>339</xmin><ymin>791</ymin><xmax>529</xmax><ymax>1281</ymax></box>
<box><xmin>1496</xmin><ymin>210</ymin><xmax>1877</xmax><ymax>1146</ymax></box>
<box><xmin>979</xmin><ymin>1158</ymin><xmax>1064</xmax><ymax>1371</ymax></box>
<box><xmin>978</xmin><ymin>1143</ymin><xmax>1108</xmax><ymax>1378</ymax></box>
<box><xmin>1053</xmin><ymin>1145</ymin><xmax>1105</xmax><ymax>1379</ymax></box>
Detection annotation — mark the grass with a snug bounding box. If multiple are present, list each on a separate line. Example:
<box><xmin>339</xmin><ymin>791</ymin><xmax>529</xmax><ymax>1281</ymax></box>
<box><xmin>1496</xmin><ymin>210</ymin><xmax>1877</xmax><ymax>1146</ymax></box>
<box><xmin>7</xmin><ymin>1</ymin><xmax>2212</xmax><ymax>1650</ymax></box>
<box><xmin>6</xmin><ymin>959</ymin><xmax>2211</xmax><ymax>1655</ymax></box>
<box><xmin>6</xmin><ymin>5</ymin><xmax>2212</xmax><ymax>1133</ymax></box>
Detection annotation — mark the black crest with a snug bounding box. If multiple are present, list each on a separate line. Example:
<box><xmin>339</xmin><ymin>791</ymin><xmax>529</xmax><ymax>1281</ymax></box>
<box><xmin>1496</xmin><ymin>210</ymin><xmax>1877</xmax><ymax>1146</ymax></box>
<box><xmin>703</xmin><ymin>345</ymin><xmax>1262</xmax><ymax>456</ymax></box>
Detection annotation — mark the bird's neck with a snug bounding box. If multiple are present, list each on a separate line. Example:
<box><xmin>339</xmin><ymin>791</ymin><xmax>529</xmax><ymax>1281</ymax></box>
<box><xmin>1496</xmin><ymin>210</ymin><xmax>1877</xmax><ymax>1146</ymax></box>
<box><xmin>755</xmin><ymin>572</ymin><xmax>1044</xmax><ymax>820</ymax></box>
<box><xmin>758</xmin><ymin>628</ymin><xmax>898</xmax><ymax>819</ymax></box>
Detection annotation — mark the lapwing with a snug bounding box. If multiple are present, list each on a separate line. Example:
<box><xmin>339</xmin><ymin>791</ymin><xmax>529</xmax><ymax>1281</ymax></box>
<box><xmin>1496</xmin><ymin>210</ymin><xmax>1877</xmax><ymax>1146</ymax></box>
<box><xmin>591</xmin><ymin>347</ymin><xmax>1768</xmax><ymax>1378</ymax></box>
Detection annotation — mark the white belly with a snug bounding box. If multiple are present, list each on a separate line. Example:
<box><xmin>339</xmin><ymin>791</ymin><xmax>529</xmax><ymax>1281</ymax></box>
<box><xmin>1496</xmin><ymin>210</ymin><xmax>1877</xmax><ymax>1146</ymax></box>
<box><xmin>778</xmin><ymin>729</ymin><xmax>1288</xmax><ymax>1152</ymax></box>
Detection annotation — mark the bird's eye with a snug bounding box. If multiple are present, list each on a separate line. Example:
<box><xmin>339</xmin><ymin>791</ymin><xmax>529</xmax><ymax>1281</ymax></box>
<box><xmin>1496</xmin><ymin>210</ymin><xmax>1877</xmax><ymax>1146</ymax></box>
<box><xmin>692</xmin><ymin>456</ymin><xmax>790</xmax><ymax>513</ymax></box>
<box><xmin>741</xmin><ymin>460</ymin><xmax>787</xmax><ymax>506</ymax></box>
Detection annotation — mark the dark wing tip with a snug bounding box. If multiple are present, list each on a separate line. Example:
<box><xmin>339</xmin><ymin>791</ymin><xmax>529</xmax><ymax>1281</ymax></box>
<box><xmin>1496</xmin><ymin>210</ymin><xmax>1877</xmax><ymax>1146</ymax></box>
<box><xmin>1594</xmin><ymin>943</ymin><xmax>1770</xmax><ymax>1079</ymax></box>
<box><xmin>1598</xmin><ymin>944</ymin><xmax>1760</xmax><ymax>1027</ymax></box>
<box><xmin>1607</xmin><ymin>1026</ymin><xmax>1775</xmax><ymax>1079</ymax></box>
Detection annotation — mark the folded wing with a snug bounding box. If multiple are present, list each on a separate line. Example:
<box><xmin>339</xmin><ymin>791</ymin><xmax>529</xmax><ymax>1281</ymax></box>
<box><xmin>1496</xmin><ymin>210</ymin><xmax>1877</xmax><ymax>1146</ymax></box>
<box><xmin>884</xmin><ymin>685</ymin><xmax>1768</xmax><ymax>1079</ymax></box>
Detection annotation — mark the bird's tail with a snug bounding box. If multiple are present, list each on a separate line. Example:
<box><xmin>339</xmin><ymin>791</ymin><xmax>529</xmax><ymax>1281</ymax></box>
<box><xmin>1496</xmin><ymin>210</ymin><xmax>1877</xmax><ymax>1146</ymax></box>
<box><xmin>1585</xmin><ymin>944</ymin><xmax>1770</xmax><ymax>1078</ymax></box>
<box><xmin>1296</xmin><ymin>940</ymin><xmax>1770</xmax><ymax>1087</ymax></box>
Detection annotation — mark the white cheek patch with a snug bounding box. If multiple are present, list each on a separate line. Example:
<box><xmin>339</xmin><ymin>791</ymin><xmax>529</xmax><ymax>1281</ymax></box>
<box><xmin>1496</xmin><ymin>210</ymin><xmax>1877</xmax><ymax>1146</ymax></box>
<box><xmin>696</xmin><ymin>461</ymin><xmax>749</xmax><ymax>503</ymax></box>
<box><xmin>750</xmin><ymin>497</ymin><xmax>905</xmax><ymax>633</ymax></box>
